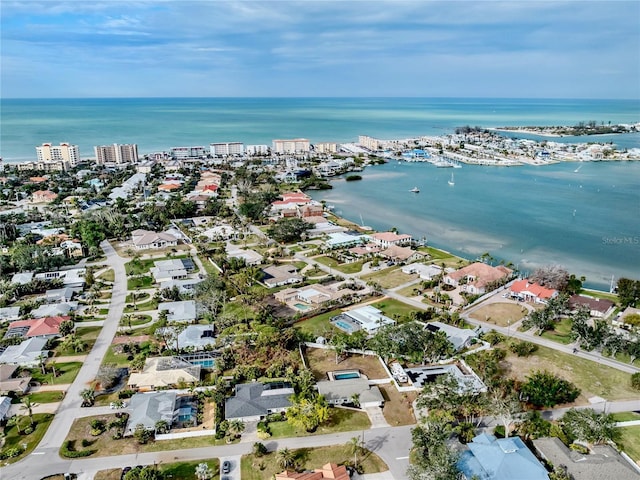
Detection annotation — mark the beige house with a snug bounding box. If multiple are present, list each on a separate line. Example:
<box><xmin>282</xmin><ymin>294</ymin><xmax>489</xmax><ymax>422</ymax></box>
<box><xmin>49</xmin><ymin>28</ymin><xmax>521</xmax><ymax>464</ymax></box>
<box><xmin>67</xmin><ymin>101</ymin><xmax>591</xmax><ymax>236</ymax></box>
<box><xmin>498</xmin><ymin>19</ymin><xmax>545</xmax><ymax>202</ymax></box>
<box><xmin>127</xmin><ymin>357</ymin><xmax>200</xmax><ymax>391</ymax></box>
<box><xmin>444</xmin><ymin>262</ymin><xmax>512</xmax><ymax>295</ymax></box>
<box><xmin>131</xmin><ymin>229</ymin><xmax>179</xmax><ymax>250</ymax></box>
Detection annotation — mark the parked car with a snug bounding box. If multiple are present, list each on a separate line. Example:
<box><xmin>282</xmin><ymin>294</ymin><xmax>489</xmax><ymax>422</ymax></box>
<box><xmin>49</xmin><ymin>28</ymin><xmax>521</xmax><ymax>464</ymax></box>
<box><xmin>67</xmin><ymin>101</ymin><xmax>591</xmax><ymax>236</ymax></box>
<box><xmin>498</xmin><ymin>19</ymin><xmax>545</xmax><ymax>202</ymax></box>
<box><xmin>222</xmin><ymin>461</ymin><xmax>231</xmax><ymax>474</ymax></box>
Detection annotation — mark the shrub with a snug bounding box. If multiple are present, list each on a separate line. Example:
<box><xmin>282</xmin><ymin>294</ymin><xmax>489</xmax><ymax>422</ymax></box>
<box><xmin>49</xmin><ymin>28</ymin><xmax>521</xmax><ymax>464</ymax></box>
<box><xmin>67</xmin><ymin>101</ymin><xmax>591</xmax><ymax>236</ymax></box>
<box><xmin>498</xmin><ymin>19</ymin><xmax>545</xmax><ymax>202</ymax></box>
<box><xmin>631</xmin><ymin>372</ymin><xmax>640</xmax><ymax>391</ymax></box>
<box><xmin>569</xmin><ymin>443</ymin><xmax>589</xmax><ymax>454</ymax></box>
<box><xmin>0</xmin><ymin>446</ymin><xmax>24</xmax><ymax>460</ymax></box>
<box><xmin>520</xmin><ymin>370</ymin><xmax>580</xmax><ymax>407</ymax></box>
<box><xmin>509</xmin><ymin>340</ymin><xmax>538</xmax><ymax>357</ymax></box>
<box><xmin>61</xmin><ymin>440</ymin><xmax>95</xmax><ymax>458</ymax></box>
<box><xmin>81</xmin><ymin>438</ymin><xmax>92</xmax><ymax>448</ymax></box>
<box><xmin>23</xmin><ymin>425</ymin><xmax>34</xmax><ymax>435</ymax></box>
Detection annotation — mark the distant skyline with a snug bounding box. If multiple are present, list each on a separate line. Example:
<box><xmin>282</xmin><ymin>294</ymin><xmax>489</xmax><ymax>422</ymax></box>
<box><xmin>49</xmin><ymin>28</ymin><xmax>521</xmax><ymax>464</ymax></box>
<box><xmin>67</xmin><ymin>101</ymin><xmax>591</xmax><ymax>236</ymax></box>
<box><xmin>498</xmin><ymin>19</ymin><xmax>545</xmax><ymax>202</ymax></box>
<box><xmin>1</xmin><ymin>1</ymin><xmax>639</xmax><ymax>99</ymax></box>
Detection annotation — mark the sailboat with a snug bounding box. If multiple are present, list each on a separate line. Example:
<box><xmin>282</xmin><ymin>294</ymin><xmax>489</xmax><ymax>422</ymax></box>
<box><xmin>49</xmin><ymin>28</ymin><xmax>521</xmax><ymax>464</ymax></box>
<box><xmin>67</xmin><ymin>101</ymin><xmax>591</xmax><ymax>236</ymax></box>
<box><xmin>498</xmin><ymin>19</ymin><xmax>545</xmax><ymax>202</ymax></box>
<box><xmin>574</xmin><ymin>164</ymin><xmax>583</xmax><ymax>173</ymax></box>
<box><xmin>448</xmin><ymin>173</ymin><xmax>455</xmax><ymax>186</ymax></box>
<box><xmin>409</xmin><ymin>186</ymin><xmax>420</xmax><ymax>193</ymax></box>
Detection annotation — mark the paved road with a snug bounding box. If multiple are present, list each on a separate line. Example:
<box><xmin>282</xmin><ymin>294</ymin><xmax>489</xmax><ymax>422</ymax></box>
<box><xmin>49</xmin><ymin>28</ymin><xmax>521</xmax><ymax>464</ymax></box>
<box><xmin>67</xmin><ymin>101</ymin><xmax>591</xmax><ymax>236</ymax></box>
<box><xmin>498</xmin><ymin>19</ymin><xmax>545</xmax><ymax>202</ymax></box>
<box><xmin>2</xmin><ymin>424</ymin><xmax>414</xmax><ymax>480</ymax></box>
<box><xmin>0</xmin><ymin>240</ymin><xmax>128</xmax><ymax>479</ymax></box>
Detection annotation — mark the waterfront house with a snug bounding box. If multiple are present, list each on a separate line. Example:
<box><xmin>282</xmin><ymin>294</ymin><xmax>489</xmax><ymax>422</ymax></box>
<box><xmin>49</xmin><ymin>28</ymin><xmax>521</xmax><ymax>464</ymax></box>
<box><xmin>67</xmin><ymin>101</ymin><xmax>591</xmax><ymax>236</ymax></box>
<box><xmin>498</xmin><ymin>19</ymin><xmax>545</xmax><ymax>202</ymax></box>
<box><xmin>127</xmin><ymin>356</ymin><xmax>201</xmax><ymax>391</ymax></box>
<box><xmin>568</xmin><ymin>294</ymin><xmax>615</xmax><ymax>318</ymax></box>
<box><xmin>131</xmin><ymin>229</ymin><xmax>179</xmax><ymax>250</ymax></box>
<box><xmin>444</xmin><ymin>263</ymin><xmax>513</xmax><ymax>295</ymax></box>
<box><xmin>224</xmin><ymin>382</ymin><xmax>294</xmax><ymax>422</ymax></box>
<box><xmin>509</xmin><ymin>279</ymin><xmax>558</xmax><ymax>304</ymax></box>
<box><xmin>370</xmin><ymin>231</ymin><xmax>413</xmax><ymax>248</ymax></box>
<box><xmin>458</xmin><ymin>433</ymin><xmax>549</xmax><ymax>480</ymax></box>
<box><xmin>336</xmin><ymin>305</ymin><xmax>395</xmax><ymax>334</ymax></box>
<box><xmin>379</xmin><ymin>245</ymin><xmax>424</xmax><ymax>263</ymax></box>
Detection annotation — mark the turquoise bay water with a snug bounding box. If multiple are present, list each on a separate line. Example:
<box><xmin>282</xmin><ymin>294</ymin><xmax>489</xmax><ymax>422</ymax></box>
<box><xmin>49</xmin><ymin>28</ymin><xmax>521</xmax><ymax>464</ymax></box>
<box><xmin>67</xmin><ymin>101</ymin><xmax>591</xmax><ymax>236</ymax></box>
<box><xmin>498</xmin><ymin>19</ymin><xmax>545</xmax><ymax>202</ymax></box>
<box><xmin>2</xmin><ymin>97</ymin><xmax>639</xmax><ymax>161</ymax></box>
<box><xmin>1</xmin><ymin>97</ymin><xmax>638</xmax><ymax>289</ymax></box>
<box><xmin>309</xmin><ymin>161</ymin><xmax>640</xmax><ymax>290</ymax></box>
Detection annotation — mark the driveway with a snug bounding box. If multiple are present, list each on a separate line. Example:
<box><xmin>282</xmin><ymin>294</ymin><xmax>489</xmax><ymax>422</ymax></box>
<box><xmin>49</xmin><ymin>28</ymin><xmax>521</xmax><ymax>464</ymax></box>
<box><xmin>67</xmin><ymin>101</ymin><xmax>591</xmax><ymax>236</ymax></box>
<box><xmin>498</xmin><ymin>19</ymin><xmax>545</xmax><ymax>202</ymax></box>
<box><xmin>219</xmin><ymin>455</ymin><xmax>241</xmax><ymax>480</ymax></box>
<box><xmin>364</xmin><ymin>406</ymin><xmax>390</xmax><ymax>428</ymax></box>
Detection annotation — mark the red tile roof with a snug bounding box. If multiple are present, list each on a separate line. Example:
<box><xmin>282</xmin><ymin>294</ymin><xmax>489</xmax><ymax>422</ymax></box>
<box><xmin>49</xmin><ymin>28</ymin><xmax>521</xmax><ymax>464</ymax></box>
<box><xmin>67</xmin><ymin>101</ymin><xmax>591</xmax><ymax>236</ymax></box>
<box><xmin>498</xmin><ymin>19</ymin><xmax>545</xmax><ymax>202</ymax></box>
<box><xmin>8</xmin><ymin>316</ymin><xmax>68</xmax><ymax>337</ymax></box>
<box><xmin>510</xmin><ymin>279</ymin><xmax>557</xmax><ymax>299</ymax></box>
<box><xmin>275</xmin><ymin>463</ymin><xmax>349</xmax><ymax>480</ymax></box>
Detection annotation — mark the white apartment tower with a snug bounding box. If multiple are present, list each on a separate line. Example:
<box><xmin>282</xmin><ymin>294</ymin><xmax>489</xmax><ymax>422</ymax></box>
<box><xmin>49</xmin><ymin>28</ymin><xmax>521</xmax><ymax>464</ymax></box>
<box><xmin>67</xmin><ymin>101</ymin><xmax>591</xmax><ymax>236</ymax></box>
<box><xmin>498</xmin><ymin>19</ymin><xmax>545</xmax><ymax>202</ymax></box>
<box><xmin>209</xmin><ymin>142</ymin><xmax>244</xmax><ymax>156</ymax></box>
<box><xmin>36</xmin><ymin>143</ymin><xmax>80</xmax><ymax>168</ymax></box>
<box><xmin>94</xmin><ymin>144</ymin><xmax>139</xmax><ymax>165</ymax></box>
<box><xmin>358</xmin><ymin>135</ymin><xmax>381</xmax><ymax>151</ymax></box>
<box><xmin>272</xmin><ymin>138</ymin><xmax>310</xmax><ymax>155</ymax></box>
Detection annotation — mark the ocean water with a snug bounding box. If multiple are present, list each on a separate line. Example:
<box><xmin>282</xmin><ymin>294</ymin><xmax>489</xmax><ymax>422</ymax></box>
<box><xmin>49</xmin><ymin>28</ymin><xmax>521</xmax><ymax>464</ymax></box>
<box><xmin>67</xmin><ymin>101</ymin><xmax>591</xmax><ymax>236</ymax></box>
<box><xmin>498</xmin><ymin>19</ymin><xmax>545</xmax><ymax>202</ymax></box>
<box><xmin>1</xmin><ymin>97</ymin><xmax>639</xmax><ymax>161</ymax></box>
<box><xmin>308</xmin><ymin>161</ymin><xmax>640</xmax><ymax>290</ymax></box>
<box><xmin>1</xmin><ymin>97</ymin><xmax>638</xmax><ymax>289</ymax></box>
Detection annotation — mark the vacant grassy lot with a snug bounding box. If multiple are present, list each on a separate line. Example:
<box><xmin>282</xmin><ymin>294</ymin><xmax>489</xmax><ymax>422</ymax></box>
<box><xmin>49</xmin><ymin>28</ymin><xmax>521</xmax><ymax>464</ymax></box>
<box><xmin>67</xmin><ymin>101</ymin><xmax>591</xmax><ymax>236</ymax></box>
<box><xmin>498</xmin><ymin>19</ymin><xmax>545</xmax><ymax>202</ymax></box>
<box><xmin>161</xmin><ymin>459</ymin><xmax>219</xmax><ymax>480</ymax></box>
<box><xmin>94</xmin><ymin>469</ymin><xmax>121</xmax><ymax>480</ymax></box>
<box><xmin>19</xmin><ymin>390</ymin><xmax>64</xmax><ymax>404</ymax></box>
<box><xmin>97</xmin><ymin>269</ymin><xmax>115</xmax><ymax>282</ymax></box>
<box><xmin>294</xmin><ymin>309</ymin><xmax>343</xmax><ymax>338</ymax></box>
<box><xmin>0</xmin><ymin>413</ymin><xmax>54</xmax><ymax>464</ymax></box>
<box><xmin>64</xmin><ymin>414</ymin><xmax>226</xmax><ymax>457</ymax></box>
<box><xmin>503</xmin><ymin>345</ymin><xmax>638</xmax><ymax>402</ymax></box>
<box><xmin>267</xmin><ymin>408</ymin><xmax>371</xmax><ymax>438</ymax></box>
<box><xmin>540</xmin><ymin>317</ymin><xmax>573</xmax><ymax>344</ymax></box>
<box><xmin>361</xmin><ymin>267</ymin><xmax>417</xmax><ymax>289</ymax></box>
<box><xmin>241</xmin><ymin>445</ymin><xmax>387</xmax><ymax>480</ymax></box>
<box><xmin>469</xmin><ymin>302</ymin><xmax>529</xmax><ymax>327</ymax></box>
<box><xmin>304</xmin><ymin>347</ymin><xmax>389</xmax><ymax>380</ymax></box>
<box><xmin>371</xmin><ymin>298</ymin><xmax>418</xmax><ymax>321</ymax></box>
<box><xmin>124</xmin><ymin>298</ymin><xmax>159</xmax><ymax>313</ymax></box>
<box><xmin>379</xmin><ymin>384</ymin><xmax>417</xmax><ymax>426</ymax></box>
<box><xmin>618</xmin><ymin>426</ymin><xmax>640</xmax><ymax>463</ymax></box>
<box><xmin>313</xmin><ymin>256</ymin><xmax>365</xmax><ymax>274</ymax></box>
<box><xmin>126</xmin><ymin>275</ymin><xmax>154</xmax><ymax>290</ymax></box>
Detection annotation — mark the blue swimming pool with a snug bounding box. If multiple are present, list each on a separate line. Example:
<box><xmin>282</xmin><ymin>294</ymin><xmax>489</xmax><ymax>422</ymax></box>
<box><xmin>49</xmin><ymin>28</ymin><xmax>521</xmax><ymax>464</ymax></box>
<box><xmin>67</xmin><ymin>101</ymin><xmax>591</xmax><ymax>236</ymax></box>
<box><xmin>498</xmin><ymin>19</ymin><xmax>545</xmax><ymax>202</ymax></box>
<box><xmin>334</xmin><ymin>320</ymin><xmax>355</xmax><ymax>332</ymax></box>
<box><xmin>294</xmin><ymin>303</ymin><xmax>312</xmax><ymax>311</ymax></box>
<box><xmin>190</xmin><ymin>359</ymin><xmax>215</xmax><ymax>368</ymax></box>
<box><xmin>334</xmin><ymin>372</ymin><xmax>360</xmax><ymax>380</ymax></box>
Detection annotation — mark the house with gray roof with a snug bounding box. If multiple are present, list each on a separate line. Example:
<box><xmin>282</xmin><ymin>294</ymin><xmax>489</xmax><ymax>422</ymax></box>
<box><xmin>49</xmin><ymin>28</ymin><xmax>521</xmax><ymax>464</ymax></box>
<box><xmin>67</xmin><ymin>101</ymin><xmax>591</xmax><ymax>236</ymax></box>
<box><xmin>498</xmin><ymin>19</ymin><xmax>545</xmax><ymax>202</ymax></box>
<box><xmin>125</xmin><ymin>390</ymin><xmax>177</xmax><ymax>435</ymax></box>
<box><xmin>0</xmin><ymin>307</ymin><xmax>21</xmax><ymax>324</ymax></box>
<box><xmin>160</xmin><ymin>278</ymin><xmax>203</xmax><ymax>294</ymax></box>
<box><xmin>44</xmin><ymin>287</ymin><xmax>79</xmax><ymax>303</ymax></box>
<box><xmin>458</xmin><ymin>433</ymin><xmax>549</xmax><ymax>480</ymax></box>
<box><xmin>30</xmin><ymin>302</ymin><xmax>76</xmax><ymax>319</ymax></box>
<box><xmin>157</xmin><ymin>325</ymin><xmax>216</xmax><ymax>350</ymax></box>
<box><xmin>225</xmin><ymin>382</ymin><xmax>294</xmax><ymax>422</ymax></box>
<box><xmin>423</xmin><ymin>321</ymin><xmax>478</xmax><ymax>351</ymax></box>
<box><xmin>158</xmin><ymin>300</ymin><xmax>197</xmax><ymax>323</ymax></box>
<box><xmin>533</xmin><ymin>436</ymin><xmax>639</xmax><ymax>480</ymax></box>
<box><xmin>0</xmin><ymin>364</ymin><xmax>31</xmax><ymax>395</ymax></box>
<box><xmin>10</xmin><ymin>272</ymin><xmax>34</xmax><ymax>285</ymax></box>
<box><xmin>0</xmin><ymin>396</ymin><xmax>11</xmax><ymax>422</ymax></box>
<box><xmin>316</xmin><ymin>378</ymin><xmax>384</xmax><ymax>408</ymax></box>
<box><xmin>150</xmin><ymin>258</ymin><xmax>195</xmax><ymax>284</ymax></box>
<box><xmin>0</xmin><ymin>337</ymin><xmax>49</xmax><ymax>367</ymax></box>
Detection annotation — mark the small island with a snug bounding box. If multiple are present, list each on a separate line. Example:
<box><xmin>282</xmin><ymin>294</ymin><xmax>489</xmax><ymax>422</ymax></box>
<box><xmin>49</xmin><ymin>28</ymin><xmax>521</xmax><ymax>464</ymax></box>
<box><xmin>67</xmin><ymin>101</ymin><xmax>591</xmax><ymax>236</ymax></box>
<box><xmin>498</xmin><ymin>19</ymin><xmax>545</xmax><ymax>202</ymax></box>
<box><xmin>490</xmin><ymin>121</ymin><xmax>638</xmax><ymax>137</ymax></box>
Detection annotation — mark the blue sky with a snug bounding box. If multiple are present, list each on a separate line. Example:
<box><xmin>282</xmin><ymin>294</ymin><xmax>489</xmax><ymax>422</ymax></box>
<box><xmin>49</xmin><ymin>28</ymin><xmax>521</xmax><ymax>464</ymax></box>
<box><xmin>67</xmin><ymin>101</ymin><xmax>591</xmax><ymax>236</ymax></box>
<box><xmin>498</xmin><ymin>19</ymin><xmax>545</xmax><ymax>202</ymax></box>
<box><xmin>1</xmin><ymin>1</ymin><xmax>639</xmax><ymax>98</ymax></box>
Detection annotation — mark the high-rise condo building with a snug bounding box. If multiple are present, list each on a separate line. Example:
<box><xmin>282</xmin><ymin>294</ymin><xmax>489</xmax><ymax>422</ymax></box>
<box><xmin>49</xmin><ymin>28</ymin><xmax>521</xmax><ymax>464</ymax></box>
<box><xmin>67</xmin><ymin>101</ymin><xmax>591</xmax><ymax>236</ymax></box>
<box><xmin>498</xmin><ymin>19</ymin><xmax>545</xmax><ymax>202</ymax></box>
<box><xmin>210</xmin><ymin>142</ymin><xmax>244</xmax><ymax>156</ymax></box>
<box><xmin>170</xmin><ymin>146</ymin><xmax>207</xmax><ymax>159</ymax></box>
<box><xmin>272</xmin><ymin>139</ymin><xmax>310</xmax><ymax>154</ymax></box>
<box><xmin>35</xmin><ymin>143</ymin><xmax>80</xmax><ymax>168</ymax></box>
<box><xmin>94</xmin><ymin>144</ymin><xmax>139</xmax><ymax>165</ymax></box>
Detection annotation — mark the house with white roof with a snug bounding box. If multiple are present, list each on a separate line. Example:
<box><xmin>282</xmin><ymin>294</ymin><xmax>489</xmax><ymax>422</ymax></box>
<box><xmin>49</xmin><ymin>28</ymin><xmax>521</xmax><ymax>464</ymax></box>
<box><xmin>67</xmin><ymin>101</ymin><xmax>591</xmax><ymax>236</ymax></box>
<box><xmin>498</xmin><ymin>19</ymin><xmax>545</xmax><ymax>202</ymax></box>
<box><xmin>0</xmin><ymin>337</ymin><xmax>49</xmax><ymax>367</ymax></box>
<box><xmin>337</xmin><ymin>305</ymin><xmax>395</xmax><ymax>334</ymax></box>
<box><xmin>150</xmin><ymin>258</ymin><xmax>194</xmax><ymax>284</ymax></box>
<box><xmin>370</xmin><ymin>231</ymin><xmax>412</xmax><ymax>248</ymax></box>
<box><xmin>10</xmin><ymin>272</ymin><xmax>34</xmax><ymax>285</ymax></box>
<box><xmin>158</xmin><ymin>300</ymin><xmax>197</xmax><ymax>323</ymax></box>
<box><xmin>34</xmin><ymin>267</ymin><xmax>86</xmax><ymax>288</ymax></box>
<box><xmin>401</xmin><ymin>263</ymin><xmax>442</xmax><ymax>280</ymax></box>
<box><xmin>0</xmin><ymin>307</ymin><xmax>21</xmax><ymax>324</ymax></box>
<box><xmin>324</xmin><ymin>232</ymin><xmax>370</xmax><ymax>249</ymax></box>
<box><xmin>30</xmin><ymin>303</ymin><xmax>75</xmax><ymax>318</ymax></box>
<box><xmin>131</xmin><ymin>229</ymin><xmax>179</xmax><ymax>250</ymax></box>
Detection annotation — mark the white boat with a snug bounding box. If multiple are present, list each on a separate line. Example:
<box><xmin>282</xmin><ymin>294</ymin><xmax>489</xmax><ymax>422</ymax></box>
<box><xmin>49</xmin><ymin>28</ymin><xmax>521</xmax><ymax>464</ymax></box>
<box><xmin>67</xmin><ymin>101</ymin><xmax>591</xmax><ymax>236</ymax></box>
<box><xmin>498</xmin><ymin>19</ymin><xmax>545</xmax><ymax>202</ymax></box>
<box><xmin>409</xmin><ymin>186</ymin><xmax>420</xmax><ymax>193</ymax></box>
<box><xmin>448</xmin><ymin>173</ymin><xmax>455</xmax><ymax>186</ymax></box>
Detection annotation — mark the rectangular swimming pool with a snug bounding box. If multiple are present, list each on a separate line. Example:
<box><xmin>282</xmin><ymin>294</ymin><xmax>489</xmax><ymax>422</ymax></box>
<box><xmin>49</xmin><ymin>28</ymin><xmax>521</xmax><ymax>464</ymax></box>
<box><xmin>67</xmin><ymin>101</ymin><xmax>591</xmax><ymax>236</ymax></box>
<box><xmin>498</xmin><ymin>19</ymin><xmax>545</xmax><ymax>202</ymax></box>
<box><xmin>334</xmin><ymin>372</ymin><xmax>360</xmax><ymax>380</ymax></box>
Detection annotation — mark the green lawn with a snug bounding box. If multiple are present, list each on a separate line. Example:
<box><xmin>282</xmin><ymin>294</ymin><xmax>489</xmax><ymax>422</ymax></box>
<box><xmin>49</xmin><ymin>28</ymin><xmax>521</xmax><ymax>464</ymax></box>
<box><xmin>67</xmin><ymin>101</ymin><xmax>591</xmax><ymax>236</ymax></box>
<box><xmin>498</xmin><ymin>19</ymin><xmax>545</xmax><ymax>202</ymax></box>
<box><xmin>241</xmin><ymin>444</ymin><xmax>387</xmax><ymax>480</ymax></box>
<box><xmin>612</xmin><ymin>412</ymin><xmax>640</xmax><ymax>422</ymax></box>
<box><xmin>361</xmin><ymin>267</ymin><xmax>415</xmax><ymax>289</ymax></box>
<box><xmin>618</xmin><ymin>426</ymin><xmax>640</xmax><ymax>463</ymax></box>
<box><xmin>371</xmin><ymin>298</ymin><xmax>418</xmax><ymax>321</ymax></box>
<box><xmin>125</xmin><ymin>292</ymin><xmax>151</xmax><ymax>303</ymax></box>
<box><xmin>293</xmin><ymin>308</ymin><xmax>344</xmax><ymax>338</ymax></box>
<box><xmin>31</xmin><ymin>362</ymin><xmax>83</xmax><ymax>385</ymax></box>
<box><xmin>124</xmin><ymin>298</ymin><xmax>159</xmax><ymax>313</ymax></box>
<box><xmin>120</xmin><ymin>313</ymin><xmax>152</xmax><ymax>327</ymax></box>
<box><xmin>127</xmin><ymin>275</ymin><xmax>154</xmax><ymax>290</ymax></box>
<box><xmin>97</xmin><ymin>269</ymin><xmax>115</xmax><ymax>282</ymax></box>
<box><xmin>540</xmin><ymin>317</ymin><xmax>573</xmax><ymax>344</ymax></box>
<box><xmin>314</xmin><ymin>256</ymin><xmax>340</xmax><ymax>268</ymax></box>
<box><xmin>0</xmin><ymin>413</ymin><xmax>54</xmax><ymax>464</ymax></box>
<box><xmin>267</xmin><ymin>408</ymin><xmax>371</xmax><ymax>438</ymax></box>
<box><xmin>503</xmin><ymin>345</ymin><xmax>639</xmax><ymax>401</ymax></box>
<box><xmin>417</xmin><ymin>246</ymin><xmax>456</xmax><ymax>260</ymax></box>
<box><xmin>580</xmin><ymin>289</ymin><xmax>619</xmax><ymax>303</ymax></box>
<box><xmin>161</xmin><ymin>459</ymin><xmax>219</xmax><ymax>480</ymax></box>
<box><xmin>18</xmin><ymin>391</ymin><xmax>64</xmax><ymax>404</ymax></box>
<box><xmin>313</xmin><ymin>256</ymin><xmax>365</xmax><ymax>275</ymax></box>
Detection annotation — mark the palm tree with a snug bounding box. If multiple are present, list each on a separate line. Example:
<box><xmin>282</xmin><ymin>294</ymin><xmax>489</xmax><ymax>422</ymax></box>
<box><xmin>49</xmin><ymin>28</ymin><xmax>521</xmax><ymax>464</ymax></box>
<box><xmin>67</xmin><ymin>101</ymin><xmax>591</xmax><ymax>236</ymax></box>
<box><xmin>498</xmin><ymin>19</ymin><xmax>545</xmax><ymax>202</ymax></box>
<box><xmin>194</xmin><ymin>463</ymin><xmax>213</xmax><ymax>480</ymax></box>
<box><xmin>20</xmin><ymin>396</ymin><xmax>35</xmax><ymax>425</ymax></box>
<box><xmin>348</xmin><ymin>436</ymin><xmax>364</xmax><ymax>468</ymax></box>
<box><xmin>80</xmin><ymin>388</ymin><xmax>95</xmax><ymax>407</ymax></box>
<box><xmin>227</xmin><ymin>419</ymin><xmax>245</xmax><ymax>439</ymax></box>
<box><xmin>154</xmin><ymin>420</ymin><xmax>170</xmax><ymax>434</ymax></box>
<box><xmin>276</xmin><ymin>447</ymin><xmax>296</xmax><ymax>470</ymax></box>
<box><xmin>7</xmin><ymin>415</ymin><xmax>23</xmax><ymax>434</ymax></box>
